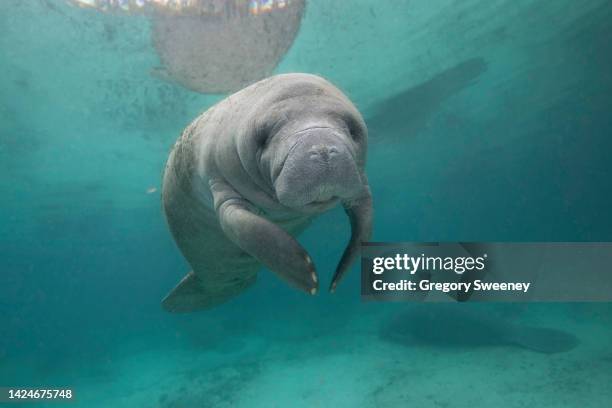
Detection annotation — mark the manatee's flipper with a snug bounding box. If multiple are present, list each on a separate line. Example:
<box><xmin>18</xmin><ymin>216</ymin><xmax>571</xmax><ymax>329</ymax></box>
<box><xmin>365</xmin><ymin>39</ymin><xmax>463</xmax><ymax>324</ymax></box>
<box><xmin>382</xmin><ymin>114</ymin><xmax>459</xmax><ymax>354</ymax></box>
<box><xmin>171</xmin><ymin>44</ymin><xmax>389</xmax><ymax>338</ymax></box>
<box><xmin>211</xmin><ymin>180</ymin><xmax>318</xmax><ymax>294</ymax></box>
<box><xmin>507</xmin><ymin>326</ymin><xmax>579</xmax><ymax>354</ymax></box>
<box><xmin>330</xmin><ymin>186</ymin><xmax>373</xmax><ymax>292</ymax></box>
<box><xmin>162</xmin><ymin>271</ymin><xmax>254</xmax><ymax>312</ymax></box>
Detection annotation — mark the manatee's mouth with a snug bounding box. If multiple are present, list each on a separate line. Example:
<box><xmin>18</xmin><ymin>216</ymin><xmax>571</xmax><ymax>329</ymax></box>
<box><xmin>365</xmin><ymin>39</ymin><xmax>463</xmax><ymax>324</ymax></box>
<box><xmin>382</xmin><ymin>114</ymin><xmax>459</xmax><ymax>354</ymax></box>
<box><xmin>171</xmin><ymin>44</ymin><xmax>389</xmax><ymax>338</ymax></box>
<box><xmin>277</xmin><ymin>188</ymin><xmax>341</xmax><ymax>211</ymax></box>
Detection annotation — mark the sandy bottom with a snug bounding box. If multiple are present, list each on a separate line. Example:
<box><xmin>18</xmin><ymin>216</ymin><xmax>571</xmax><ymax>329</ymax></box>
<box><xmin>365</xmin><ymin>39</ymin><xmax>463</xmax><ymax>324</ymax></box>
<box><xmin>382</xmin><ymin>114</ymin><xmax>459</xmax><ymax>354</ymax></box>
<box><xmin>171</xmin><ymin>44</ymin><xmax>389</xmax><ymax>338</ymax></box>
<box><xmin>5</xmin><ymin>304</ymin><xmax>612</xmax><ymax>408</ymax></box>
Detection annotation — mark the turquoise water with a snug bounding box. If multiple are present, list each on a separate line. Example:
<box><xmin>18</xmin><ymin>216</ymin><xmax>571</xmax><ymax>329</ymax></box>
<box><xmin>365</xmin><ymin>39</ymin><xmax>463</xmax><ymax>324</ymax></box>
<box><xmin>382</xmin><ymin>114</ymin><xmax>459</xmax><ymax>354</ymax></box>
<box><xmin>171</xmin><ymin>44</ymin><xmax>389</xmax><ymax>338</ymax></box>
<box><xmin>2</xmin><ymin>1</ymin><xmax>612</xmax><ymax>407</ymax></box>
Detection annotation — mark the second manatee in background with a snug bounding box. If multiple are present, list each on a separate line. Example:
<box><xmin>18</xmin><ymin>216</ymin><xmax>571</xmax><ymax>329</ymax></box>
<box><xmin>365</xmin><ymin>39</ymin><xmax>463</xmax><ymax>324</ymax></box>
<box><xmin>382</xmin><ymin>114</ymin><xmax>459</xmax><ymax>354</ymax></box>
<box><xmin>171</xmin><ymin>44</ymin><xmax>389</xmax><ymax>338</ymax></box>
<box><xmin>381</xmin><ymin>304</ymin><xmax>579</xmax><ymax>354</ymax></box>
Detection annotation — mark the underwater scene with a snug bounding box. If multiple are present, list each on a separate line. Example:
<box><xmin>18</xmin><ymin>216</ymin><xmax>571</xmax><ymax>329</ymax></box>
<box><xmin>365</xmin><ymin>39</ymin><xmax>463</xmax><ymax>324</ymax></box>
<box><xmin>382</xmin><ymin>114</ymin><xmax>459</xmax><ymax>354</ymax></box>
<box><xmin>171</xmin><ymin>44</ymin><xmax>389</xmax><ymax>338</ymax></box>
<box><xmin>1</xmin><ymin>0</ymin><xmax>612</xmax><ymax>407</ymax></box>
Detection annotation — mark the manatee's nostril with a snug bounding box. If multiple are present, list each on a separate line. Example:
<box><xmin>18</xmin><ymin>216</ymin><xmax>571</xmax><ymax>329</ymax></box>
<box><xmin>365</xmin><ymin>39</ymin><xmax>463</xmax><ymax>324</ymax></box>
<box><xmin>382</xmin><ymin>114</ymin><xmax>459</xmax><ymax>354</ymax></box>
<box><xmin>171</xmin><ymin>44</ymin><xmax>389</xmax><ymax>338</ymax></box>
<box><xmin>309</xmin><ymin>145</ymin><xmax>339</xmax><ymax>162</ymax></box>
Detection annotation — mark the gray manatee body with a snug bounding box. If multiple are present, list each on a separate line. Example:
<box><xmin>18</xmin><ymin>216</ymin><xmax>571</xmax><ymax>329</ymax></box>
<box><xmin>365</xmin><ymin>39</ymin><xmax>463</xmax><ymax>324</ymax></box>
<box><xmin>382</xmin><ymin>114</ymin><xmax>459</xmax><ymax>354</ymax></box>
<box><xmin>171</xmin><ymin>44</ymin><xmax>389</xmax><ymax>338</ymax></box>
<box><xmin>162</xmin><ymin>73</ymin><xmax>372</xmax><ymax>312</ymax></box>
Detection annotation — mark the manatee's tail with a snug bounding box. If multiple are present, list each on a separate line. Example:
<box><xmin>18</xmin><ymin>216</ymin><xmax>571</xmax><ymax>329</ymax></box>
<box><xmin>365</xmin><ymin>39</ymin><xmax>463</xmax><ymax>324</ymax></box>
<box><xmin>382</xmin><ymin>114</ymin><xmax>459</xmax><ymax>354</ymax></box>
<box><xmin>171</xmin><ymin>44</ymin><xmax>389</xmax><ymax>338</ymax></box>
<box><xmin>507</xmin><ymin>326</ymin><xmax>579</xmax><ymax>354</ymax></box>
<box><xmin>162</xmin><ymin>271</ymin><xmax>254</xmax><ymax>312</ymax></box>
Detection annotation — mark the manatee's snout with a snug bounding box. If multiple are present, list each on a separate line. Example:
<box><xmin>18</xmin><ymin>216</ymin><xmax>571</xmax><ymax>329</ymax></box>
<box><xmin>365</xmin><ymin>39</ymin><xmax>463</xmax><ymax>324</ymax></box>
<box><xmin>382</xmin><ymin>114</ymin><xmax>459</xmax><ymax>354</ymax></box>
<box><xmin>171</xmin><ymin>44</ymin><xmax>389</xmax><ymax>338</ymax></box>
<box><xmin>308</xmin><ymin>144</ymin><xmax>340</xmax><ymax>163</ymax></box>
<box><xmin>274</xmin><ymin>127</ymin><xmax>362</xmax><ymax>211</ymax></box>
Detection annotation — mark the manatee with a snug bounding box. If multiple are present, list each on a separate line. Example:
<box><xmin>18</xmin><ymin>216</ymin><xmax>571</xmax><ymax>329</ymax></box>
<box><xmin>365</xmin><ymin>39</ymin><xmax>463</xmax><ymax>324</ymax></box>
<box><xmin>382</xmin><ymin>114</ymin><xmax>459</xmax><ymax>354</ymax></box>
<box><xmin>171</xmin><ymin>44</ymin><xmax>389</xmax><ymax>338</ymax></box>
<box><xmin>381</xmin><ymin>304</ymin><xmax>579</xmax><ymax>354</ymax></box>
<box><xmin>366</xmin><ymin>58</ymin><xmax>488</xmax><ymax>140</ymax></box>
<box><xmin>151</xmin><ymin>0</ymin><xmax>306</xmax><ymax>93</ymax></box>
<box><xmin>161</xmin><ymin>73</ymin><xmax>372</xmax><ymax>312</ymax></box>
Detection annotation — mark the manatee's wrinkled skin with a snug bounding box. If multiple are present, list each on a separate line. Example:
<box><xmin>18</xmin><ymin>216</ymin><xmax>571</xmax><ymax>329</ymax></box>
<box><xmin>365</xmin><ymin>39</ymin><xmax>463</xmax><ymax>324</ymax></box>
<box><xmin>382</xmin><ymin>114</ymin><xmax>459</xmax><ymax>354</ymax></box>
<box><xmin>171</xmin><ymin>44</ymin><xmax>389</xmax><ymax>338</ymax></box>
<box><xmin>152</xmin><ymin>0</ymin><xmax>306</xmax><ymax>93</ymax></box>
<box><xmin>161</xmin><ymin>73</ymin><xmax>372</xmax><ymax>312</ymax></box>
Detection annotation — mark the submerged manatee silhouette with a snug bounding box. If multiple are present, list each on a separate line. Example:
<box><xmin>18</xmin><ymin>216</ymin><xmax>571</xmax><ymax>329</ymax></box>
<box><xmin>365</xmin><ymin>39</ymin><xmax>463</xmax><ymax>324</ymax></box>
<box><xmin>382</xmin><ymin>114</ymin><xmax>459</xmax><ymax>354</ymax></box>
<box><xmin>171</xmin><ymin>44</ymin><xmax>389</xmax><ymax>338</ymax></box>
<box><xmin>366</xmin><ymin>57</ymin><xmax>488</xmax><ymax>139</ymax></box>
<box><xmin>381</xmin><ymin>304</ymin><xmax>579</xmax><ymax>354</ymax></box>
<box><xmin>152</xmin><ymin>0</ymin><xmax>306</xmax><ymax>93</ymax></box>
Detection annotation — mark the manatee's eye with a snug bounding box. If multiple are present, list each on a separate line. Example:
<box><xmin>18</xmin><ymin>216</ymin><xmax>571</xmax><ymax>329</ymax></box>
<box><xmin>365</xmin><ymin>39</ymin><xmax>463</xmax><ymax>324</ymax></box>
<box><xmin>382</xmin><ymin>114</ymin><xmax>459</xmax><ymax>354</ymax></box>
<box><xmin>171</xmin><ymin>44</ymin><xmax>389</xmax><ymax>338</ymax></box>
<box><xmin>343</xmin><ymin>115</ymin><xmax>365</xmax><ymax>143</ymax></box>
<box><xmin>329</xmin><ymin>108</ymin><xmax>364</xmax><ymax>142</ymax></box>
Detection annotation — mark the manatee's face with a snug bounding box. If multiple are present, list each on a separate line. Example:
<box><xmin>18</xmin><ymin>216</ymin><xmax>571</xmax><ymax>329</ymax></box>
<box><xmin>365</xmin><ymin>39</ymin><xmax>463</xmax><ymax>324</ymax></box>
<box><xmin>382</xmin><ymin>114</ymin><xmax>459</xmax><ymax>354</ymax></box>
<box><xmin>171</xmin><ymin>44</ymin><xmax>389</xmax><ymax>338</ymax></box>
<box><xmin>260</xmin><ymin>125</ymin><xmax>364</xmax><ymax>213</ymax></box>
